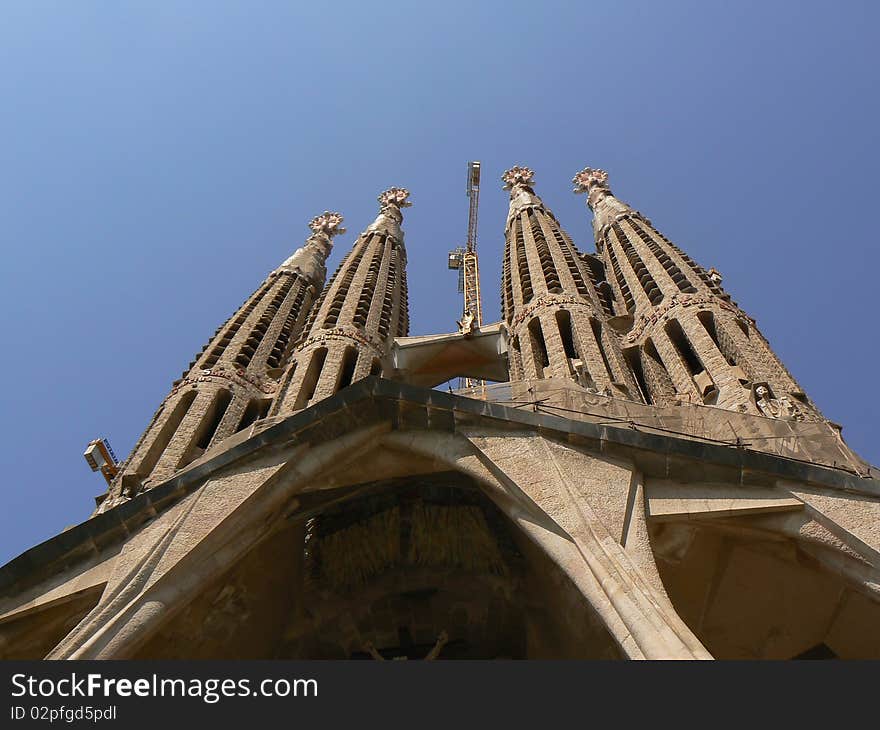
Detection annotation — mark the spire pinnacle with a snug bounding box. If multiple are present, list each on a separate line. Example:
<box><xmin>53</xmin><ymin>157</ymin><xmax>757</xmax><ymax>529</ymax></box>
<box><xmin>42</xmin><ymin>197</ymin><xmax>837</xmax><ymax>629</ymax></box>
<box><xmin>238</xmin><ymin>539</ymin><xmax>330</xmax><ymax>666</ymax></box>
<box><xmin>502</xmin><ymin>166</ymin><xmax>542</xmax><ymax>224</ymax></box>
<box><xmin>367</xmin><ymin>188</ymin><xmax>411</xmax><ymax>239</ymax></box>
<box><xmin>308</xmin><ymin>211</ymin><xmax>346</xmax><ymax>237</ymax></box>
<box><xmin>278</xmin><ymin>211</ymin><xmax>344</xmax><ymax>276</ymax></box>
<box><xmin>378</xmin><ymin>187</ymin><xmax>411</xmax><ymax>215</ymax></box>
<box><xmin>501</xmin><ymin>166</ymin><xmax>535</xmax><ymax>191</ymax></box>
<box><xmin>572</xmin><ymin>167</ymin><xmax>611</xmax><ymax>209</ymax></box>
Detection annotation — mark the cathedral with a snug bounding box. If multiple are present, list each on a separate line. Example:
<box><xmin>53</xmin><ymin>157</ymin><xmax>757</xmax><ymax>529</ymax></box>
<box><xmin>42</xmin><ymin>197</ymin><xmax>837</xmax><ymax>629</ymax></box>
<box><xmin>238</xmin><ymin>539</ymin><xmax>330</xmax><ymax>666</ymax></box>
<box><xmin>1</xmin><ymin>165</ymin><xmax>878</xmax><ymax>660</ymax></box>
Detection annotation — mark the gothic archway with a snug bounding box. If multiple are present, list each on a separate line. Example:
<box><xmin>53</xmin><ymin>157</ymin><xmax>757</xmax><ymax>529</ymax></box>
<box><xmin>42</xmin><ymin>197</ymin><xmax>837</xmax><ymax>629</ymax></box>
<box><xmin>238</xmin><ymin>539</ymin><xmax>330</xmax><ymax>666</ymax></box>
<box><xmin>132</xmin><ymin>474</ymin><xmax>624</xmax><ymax>659</ymax></box>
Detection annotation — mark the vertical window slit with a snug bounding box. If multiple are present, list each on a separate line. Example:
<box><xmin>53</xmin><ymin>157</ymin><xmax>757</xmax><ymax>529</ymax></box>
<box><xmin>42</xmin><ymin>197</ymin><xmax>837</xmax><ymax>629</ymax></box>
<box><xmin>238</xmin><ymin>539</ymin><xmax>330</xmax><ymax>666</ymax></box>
<box><xmin>137</xmin><ymin>390</ymin><xmax>197</xmax><ymax>477</ymax></box>
<box><xmin>664</xmin><ymin>320</ymin><xmax>703</xmax><ymax>376</ymax></box>
<box><xmin>515</xmin><ymin>219</ymin><xmax>534</xmax><ymax>304</ymax></box>
<box><xmin>624</xmin><ymin>348</ymin><xmax>652</xmax><ymax>404</ymax></box>
<box><xmin>180</xmin><ymin>388</ymin><xmax>233</xmax><ymax>466</ymax></box>
<box><xmin>397</xmin><ymin>267</ymin><xmax>410</xmax><ymax>337</ymax></box>
<box><xmin>528</xmin><ymin>318</ymin><xmax>549</xmax><ymax>375</ymax></box>
<box><xmin>612</xmin><ymin>223</ymin><xmax>663</xmax><ymax>306</ymax></box>
<box><xmin>605</xmin><ymin>236</ymin><xmax>635</xmax><ymax>312</ymax></box>
<box><xmin>236</xmin><ymin>398</ymin><xmax>268</xmax><ymax>433</ymax></box>
<box><xmin>294</xmin><ymin>347</ymin><xmax>328</xmax><ymax>410</ymax></box>
<box><xmin>337</xmin><ymin>347</ymin><xmax>359</xmax><ymax>391</ymax></box>
<box><xmin>590</xmin><ymin>319</ymin><xmax>615</xmax><ymax>381</ymax></box>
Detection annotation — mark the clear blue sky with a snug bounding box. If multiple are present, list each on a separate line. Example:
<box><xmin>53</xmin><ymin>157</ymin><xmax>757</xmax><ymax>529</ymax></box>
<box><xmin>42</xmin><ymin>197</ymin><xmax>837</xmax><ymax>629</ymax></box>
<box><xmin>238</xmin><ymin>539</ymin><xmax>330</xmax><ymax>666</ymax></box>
<box><xmin>1</xmin><ymin>1</ymin><xmax>878</xmax><ymax>565</ymax></box>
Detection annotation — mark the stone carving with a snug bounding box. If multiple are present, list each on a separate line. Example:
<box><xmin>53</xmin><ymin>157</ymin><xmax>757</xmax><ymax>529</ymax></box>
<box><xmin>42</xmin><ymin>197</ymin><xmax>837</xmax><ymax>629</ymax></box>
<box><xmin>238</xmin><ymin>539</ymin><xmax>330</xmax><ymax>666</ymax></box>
<box><xmin>753</xmin><ymin>383</ymin><xmax>804</xmax><ymax>421</ymax></box>
<box><xmin>511</xmin><ymin>294</ymin><xmax>592</xmax><ymax>329</ymax></box>
<box><xmin>308</xmin><ymin>211</ymin><xmax>345</xmax><ymax>237</ymax></box>
<box><xmin>295</xmin><ymin>326</ymin><xmax>384</xmax><ymax>358</ymax></box>
<box><xmin>171</xmin><ymin>367</ymin><xmax>276</xmax><ymax>396</ymax></box>
<box><xmin>708</xmin><ymin>267</ymin><xmax>723</xmax><ymax>286</ymax></box>
<box><xmin>378</xmin><ymin>187</ymin><xmax>412</xmax><ymax>211</ymax></box>
<box><xmin>571</xmin><ymin>360</ymin><xmax>598</xmax><ymax>392</ymax></box>
<box><xmin>573</xmin><ymin>166</ymin><xmax>614</xmax><ymax>211</ymax></box>
<box><xmin>501</xmin><ymin>166</ymin><xmax>535</xmax><ymax>190</ymax></box>
<box><xmin>572</xmin><ymin>167</ymin><xmax>609</xmax><ymax>194</ymax></box>
<box><xmin>457</xmin><ymin>310</ymin><xmax>475</xmax><ymax>336</ymax></box>
<box><xmin>373</xmin><ymin>189</ymin><xmax>411</xmax><ymax>233</ymax></box>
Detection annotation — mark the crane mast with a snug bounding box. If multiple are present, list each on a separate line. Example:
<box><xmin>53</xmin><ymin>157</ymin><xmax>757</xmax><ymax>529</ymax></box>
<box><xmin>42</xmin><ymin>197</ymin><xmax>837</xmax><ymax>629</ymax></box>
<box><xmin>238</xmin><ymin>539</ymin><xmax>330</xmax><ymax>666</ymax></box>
<box><xmin>447</xmin><ymin>161</ymin><xmax>484</xmax><ymax>391</ymax></box>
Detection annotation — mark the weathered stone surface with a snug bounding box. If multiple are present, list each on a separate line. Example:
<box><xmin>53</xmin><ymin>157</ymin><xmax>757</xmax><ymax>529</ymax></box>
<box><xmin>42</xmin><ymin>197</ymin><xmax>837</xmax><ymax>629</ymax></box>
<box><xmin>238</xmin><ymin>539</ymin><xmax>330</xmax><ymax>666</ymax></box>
<box><xmin>785</xmin><ymin>485</ymin><xmax>880</xmax><ymax>561</ymax></box>
<box><xmin>3</xmin><ymin>163</ymin><xmax>879</xmax><ymax>661</ymax></box>
<box><xmin>645</xmin><ymin>481</ymin><xmax>803</xmax><ymax>521</ymax></box>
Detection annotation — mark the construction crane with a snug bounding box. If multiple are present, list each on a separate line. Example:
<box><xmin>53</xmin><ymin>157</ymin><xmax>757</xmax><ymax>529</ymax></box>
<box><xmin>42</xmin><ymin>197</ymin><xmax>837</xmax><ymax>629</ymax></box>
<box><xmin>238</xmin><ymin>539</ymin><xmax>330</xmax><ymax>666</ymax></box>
<box><xmin>83</xmin><ymin>438</ymin><xmax>120</xmax><ymax>486</ymax></box>
<box><xmin>447</xmin><ymin>161</ymin><xmax>484</xmax><ymax>391</ymax></box>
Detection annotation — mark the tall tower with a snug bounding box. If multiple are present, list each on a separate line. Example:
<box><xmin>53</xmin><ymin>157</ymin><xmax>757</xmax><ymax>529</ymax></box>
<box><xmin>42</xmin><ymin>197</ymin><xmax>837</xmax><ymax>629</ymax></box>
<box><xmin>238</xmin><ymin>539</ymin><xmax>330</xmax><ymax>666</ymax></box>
<box><xmin>4</xmin><ymin>165</ymin><xmax>879</xmax><ymax>664</ymax></box>
<box><xmin>99</xmin><ymin>212</ymin><xmax>344</xmax><ymax>511</ymax></box>
<box><xmin>273</xmin><ymin>188</ymin><xmax>411</xmax><ymax>414</ymax></box>
<box><xmin>501</xmin><ymin>166</ymin><xmax>640</xmax><ymax>398</ymax></box>
<box><xmin>573</xmin><ymin>167</ymin><xmax>817</xmax><ymax>419</ymax></box>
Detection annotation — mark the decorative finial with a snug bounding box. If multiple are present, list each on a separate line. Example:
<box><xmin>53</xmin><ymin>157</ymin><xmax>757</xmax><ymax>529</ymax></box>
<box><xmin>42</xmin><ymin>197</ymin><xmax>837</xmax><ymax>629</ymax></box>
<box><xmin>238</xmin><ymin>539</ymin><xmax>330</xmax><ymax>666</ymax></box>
<box><xmin>572</xmin><ymin>167</ymin><xmax>609</xmax><ymax>195</ymax></box>
<box><xmin>308</xmin><ymin>211</ymin><xmax>345</xmax><ymax>237</ymax></box>
<box><xmin>378</xmin><ymin>187</ymin><xmax>412</xmax><ymax>210</ymax></box>
<box><xmin>502</xmin><ymin>166</ymin><xmax>535</xmax><ymax>190</ymax></box>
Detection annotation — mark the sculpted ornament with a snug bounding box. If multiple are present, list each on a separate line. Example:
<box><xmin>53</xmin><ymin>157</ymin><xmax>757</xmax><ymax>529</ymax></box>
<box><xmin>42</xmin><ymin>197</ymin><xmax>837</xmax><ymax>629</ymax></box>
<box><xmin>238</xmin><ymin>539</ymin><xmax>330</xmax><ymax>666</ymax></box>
<box><xmin>573</xmin><ymin>166</ymin><xmax>615</xmax><ymax>211</ymax></box>
<box><xmin>308</xmin><ymin>211</ymin><xmax>346</xmax><ymax>237</ymax></box>
<box><xmin>457</xmin><ymin>310</ymin><xmax>476</xmax><ymax>336</ymax></box>
<box><xmin>297</xmin><ymin>326</ymin><xmax>384</xmax><ymax>357</ymax></box>
<box><xmin>501</xmin><ymin>166</ymin><xmax>535</xmax><ymax>190</ymax></box>
<box><xmin>172</xmin><ymin>367</ymin><xmax>276</xmax><ymax>396</ymax></box>
<box><xmin>572</xmin><ymin>167</ymin><xmax>609</xmax><ymax>194</ymax></box>
<box><xmin>378</xmin><ymin>187</ymin><xmax>412</xmax><ymax>211</ymax></box>
<box><xmin>754</xmin><ymin>383</ymin><xmax>804</xmax><ymax>421</ymax></box>
<box><xmin>511</xmin><ymin>294</ymin><xmax>590</xmax><ymax>329</ymax></box>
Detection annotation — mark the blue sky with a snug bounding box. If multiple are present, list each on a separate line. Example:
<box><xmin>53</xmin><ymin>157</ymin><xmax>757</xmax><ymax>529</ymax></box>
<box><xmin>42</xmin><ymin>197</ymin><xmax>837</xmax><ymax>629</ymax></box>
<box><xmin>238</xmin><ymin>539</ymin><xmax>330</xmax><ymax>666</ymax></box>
<box><xmin>1</xmin><ymin>1</ymin><xmax>878</xmax><ymax>564</ymax></box>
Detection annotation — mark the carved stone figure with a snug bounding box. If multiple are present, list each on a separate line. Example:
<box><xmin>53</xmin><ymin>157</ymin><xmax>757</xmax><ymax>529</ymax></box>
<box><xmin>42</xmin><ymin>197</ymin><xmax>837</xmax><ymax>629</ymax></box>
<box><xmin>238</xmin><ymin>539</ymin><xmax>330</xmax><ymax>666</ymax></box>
<box><xmin>457</xmin><ymin>310</ymin><xmax>475</xmax><ymax>335</ymax></box>
<box><xmin>572</xmin><ymin>360</ymin><xmax>598</xmax><ymax>392</ymax></box>
<box><xmin>754</xmin><ymin>384</ymin><xmax>803</xmax><ymax>421</ymax></box>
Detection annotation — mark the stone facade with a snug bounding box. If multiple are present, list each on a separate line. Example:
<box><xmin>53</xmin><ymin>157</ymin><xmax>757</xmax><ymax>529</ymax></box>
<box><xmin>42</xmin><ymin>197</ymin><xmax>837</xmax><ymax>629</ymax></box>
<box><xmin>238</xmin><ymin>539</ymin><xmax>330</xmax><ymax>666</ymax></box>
<box><xmin>1</xmin><ymin>165</ymin><xmax>878</xmax><ymax>660</ymax></box>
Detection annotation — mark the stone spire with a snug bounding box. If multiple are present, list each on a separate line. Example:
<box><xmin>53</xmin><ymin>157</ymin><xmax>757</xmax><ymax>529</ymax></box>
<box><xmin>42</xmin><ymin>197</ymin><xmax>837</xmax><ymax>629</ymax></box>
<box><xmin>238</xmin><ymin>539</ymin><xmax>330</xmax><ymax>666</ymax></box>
<box><xmin>273</xmin><ymin>188</ymin><xmax>411</xmax><ymax>414</ymax></box>
<box><xmin>575</xmin><ymin>166</ymin><xmax>818</xmax><ymax>418</ymax></box>
<box><xmin>97</xmin><ymin>212</ymin><xmax>343</xmax><ymax>511</ymax></box>
<box><xmin>500</xmin><ymin>166</ymin><xmax>640</xmax><ymax>398</ymax></box>
<box><xmin>278</xmin><ymin>211</ymin><xmax>345</xmax><ymax>279</ymax></box>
